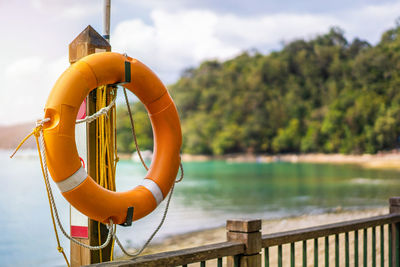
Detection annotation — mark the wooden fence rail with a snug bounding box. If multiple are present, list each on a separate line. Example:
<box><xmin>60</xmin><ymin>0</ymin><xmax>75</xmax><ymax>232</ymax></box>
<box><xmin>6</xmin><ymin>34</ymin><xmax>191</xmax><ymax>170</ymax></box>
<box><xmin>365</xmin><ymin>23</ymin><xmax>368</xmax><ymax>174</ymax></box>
<box><xmin>262</xmin><ymin>213</ymin><xmax>400</xmax><ymax>247</ymax></box>
<box><xmin>88</xmin><ymin>197</ymin><xmax>400</xmax><ymax>267</ymax></box>
<box><xmin>90</xmin><ymin>242</ymin><xmax>244</xmax><ymax>267</ymax></box>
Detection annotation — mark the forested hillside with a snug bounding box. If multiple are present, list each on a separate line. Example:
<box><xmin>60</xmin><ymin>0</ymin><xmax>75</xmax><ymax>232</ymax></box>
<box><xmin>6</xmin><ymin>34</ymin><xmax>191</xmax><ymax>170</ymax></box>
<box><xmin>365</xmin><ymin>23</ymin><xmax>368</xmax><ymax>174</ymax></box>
<box><xmin>117</xmin><ymin>25</ymin><xmax>400</xmax><ymax>155</ymax></box>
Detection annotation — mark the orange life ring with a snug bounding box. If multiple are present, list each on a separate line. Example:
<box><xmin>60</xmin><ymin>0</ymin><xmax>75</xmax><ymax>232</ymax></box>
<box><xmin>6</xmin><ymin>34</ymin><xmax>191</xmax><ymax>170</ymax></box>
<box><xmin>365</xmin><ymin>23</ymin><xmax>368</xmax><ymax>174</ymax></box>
<box><xmin>43</xmin><ymin>52</ymin><xmax>182</xmax><ymax>225</ymax></box>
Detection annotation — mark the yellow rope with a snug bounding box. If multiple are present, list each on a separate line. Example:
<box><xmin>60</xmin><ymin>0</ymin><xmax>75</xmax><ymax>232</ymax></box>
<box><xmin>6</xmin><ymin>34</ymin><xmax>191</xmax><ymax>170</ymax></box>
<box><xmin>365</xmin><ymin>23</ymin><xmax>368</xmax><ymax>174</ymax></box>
<box><xmin>10</xmin><ymin>86</ymin><xmax>119</xmax><ymax>264</ymax></box>
<box><xmin>95</xmin><ymin>85</ymin><xmax>117</xmax><ymax>261</ymax></box>
<box><xmin>9</xmin><ymin>131</ymin><xmax>35</xmax><ymax>159</ymax></box>
<box><xmin>11</xmin><ymin>124</ymin><xmax>70</xmax><ymax>266</ymax></box>
<box><xmin>11</xmin><ymin>86</ymin><xmax>118</xmax><ymax>264</ymax></box>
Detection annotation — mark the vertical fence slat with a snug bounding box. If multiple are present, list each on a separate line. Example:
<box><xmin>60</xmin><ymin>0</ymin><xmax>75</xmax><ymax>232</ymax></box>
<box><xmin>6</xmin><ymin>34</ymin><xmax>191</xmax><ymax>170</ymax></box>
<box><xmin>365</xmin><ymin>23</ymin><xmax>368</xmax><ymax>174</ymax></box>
<box><xmin>390</xmin><ymin>224</ymin><xmax>393</xmax><ymax>267</ymax></box>
<box><xmin>314</xmin><ymin>238</ymin><xmax>318</xmax><ymax>267</ymax></box>
<box><xmin>372</xmin><ymin>226</ymin><xmax>376</xmax><ymax>267</ymax></box>
<box><xmin>335</xmin><ymin>234</ymin><xmax>339</xmax><ymax>267</ymax></box>
<box><xmin>278</xmin><ymin>245</ymin><xmax>283</xmax><ymax>267</ymax></box>
<box><xmin>363</xmin><ymin>228</ymin><xmax>368</xmax><ymax>267</ymax></box>
<box><xmin>103</xmin><ymin>214</ymin><xmax>400</xmax><ymax>267</ymax></box>
<box><xmin>132</xmin><ymin>215</ymin><xmax>400</xmax><ymax>267</ymax></box>
<box><xmin>217</xmin><ymin>258</ymin><xmax>222</xmax><ymax>267</ymax></box>
<box><xmin>396</xmin><ymin>222</ymin><xmax>400</xmax><ymax>267</ymax></box>
<box><xmin>325</xmin><ymin>236</ymin><xmax>329</xmax><ymax>267</ymax></box>
<box><xmin>291</xmin><ymin>243</ymin><xmax>295</xmax><ymax>267</ymax></box>
<box><xmin>234</xmin><ymin>255</ymin><xmax>240</xmax><ymax>267</ymax></box>
<box><xmin>345</xmin><ymin>232</ymin><xmax>349</xmax><ymax>267</ymax></box>
<box><xmin>355</xmin><ymin>230</ymin><xmax>359</xmax><ymax>267</ymax></box>
<box><xmin>381</xmin><ymin>225</ymin><xmax>385</xmax><ymax>267</ymax></box>
<box><xmin>390</xmin><ymin>197</ymin><xmax>400</xmax><ymax>267</ymax></box>
<box><xmin>265</xmin><ymin>247</ymin><xmax>269</xmax><ymax>267</ymax></box>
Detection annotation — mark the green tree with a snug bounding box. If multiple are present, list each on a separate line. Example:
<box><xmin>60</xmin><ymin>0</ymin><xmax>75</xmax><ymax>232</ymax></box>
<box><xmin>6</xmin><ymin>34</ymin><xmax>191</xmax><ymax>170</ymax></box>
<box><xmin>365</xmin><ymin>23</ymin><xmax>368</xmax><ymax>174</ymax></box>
<box><xmin>117</xmin><ymin>22</ymin><xmax>400</xmax><ymax>155</ymax></box>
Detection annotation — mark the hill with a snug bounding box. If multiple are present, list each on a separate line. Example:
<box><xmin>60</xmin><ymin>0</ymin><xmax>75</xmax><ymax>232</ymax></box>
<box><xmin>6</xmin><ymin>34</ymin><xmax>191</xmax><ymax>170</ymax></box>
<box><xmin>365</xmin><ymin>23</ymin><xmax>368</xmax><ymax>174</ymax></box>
<box><xmin>117</xmin><ymin>24</ymin><xmax>400</xmax><ymax>155</ymax></box>
<box><xmin>0</xmin><ymin>123</ymin><xmax>36</xmax><ymax>150</ymax></box>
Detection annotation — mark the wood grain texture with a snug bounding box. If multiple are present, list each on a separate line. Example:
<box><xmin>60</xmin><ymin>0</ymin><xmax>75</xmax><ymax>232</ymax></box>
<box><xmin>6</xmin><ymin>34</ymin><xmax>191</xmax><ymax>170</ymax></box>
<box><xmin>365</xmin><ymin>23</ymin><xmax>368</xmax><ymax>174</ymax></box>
<box><xmin>226</xmin><ymin>219</ymin><xmax>261</xmax><ymax>233</ymax></box>
<box><xmin>262</xmin><ymin>213</ymin><xmax>400</xmax><ymax>247</ymax></box>
<box><xmin>239</xmin><ymin>254</ymin><xmax>261</xmax><ymax>267</ymax></box>
<box><xmin>69</xmin><ymin>25</ymin><xmax>112</xmax><ymax>266</ymax></box>
<box><xmin>390</xmin><ymin>197</ymin><xmax>400</xmax><ymax>213</ymax></box>
<box><xmin>71</xmin><ymin>238</ymin><xmax>90</xmax><ymax>267</ymax></box>
<box><xmin>69</xmin><ymin>25</ymin><xmax>111</xmax><ymax>64</ymax></box>
<box><xmin>389</xmin><ymin>197</ymin><xmax>400</xmax><ymax>266</ymax></box>
<box><xmin>227</xmin><ymin>219</ymin><xmax>262</xmax><ymax>267</ymax></box>
<box><xmin>227</xmin><ymin>232</ymin><xmax>261</xmax><ymax>255</ymax></box>
<box><xmin>87</xmin><ymin>242</ymin><xmax>244</xmax><ymax>267</ymax></box>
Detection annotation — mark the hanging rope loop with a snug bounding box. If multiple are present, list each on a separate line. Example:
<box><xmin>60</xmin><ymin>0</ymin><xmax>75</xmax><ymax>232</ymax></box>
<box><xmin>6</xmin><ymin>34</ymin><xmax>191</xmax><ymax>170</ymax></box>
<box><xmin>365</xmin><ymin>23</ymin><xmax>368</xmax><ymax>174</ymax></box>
<box><xmin>10</xmin><ymin>85</ymin><xmax>185</xmax><ymax>260</ymax></box>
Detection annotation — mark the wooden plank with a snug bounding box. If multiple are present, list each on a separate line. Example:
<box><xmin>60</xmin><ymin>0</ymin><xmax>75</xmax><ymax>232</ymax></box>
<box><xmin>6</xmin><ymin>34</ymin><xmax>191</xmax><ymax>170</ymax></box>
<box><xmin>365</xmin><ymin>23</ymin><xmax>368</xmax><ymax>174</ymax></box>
<box><xmin>227</xmin><ymin>219</ymin><xmax>262</xmax><ymax>266</ymax></box>
<box><xmin>88</xmin><ymin>242</ymin><xmax>244</xmax><ymax>267</ymax></box>
<box><xmin>69</xmin><ymin>25</ymin><xmax>112</xmax><ymax>266</ymax></box>
<box><xmin>390</xmin><ymin>197</ymin><xmax>400</xmax><ymax>266</ymax></box>
<box><xmin>227</xmin><ymin>219</ymin><xmax>262</xmax><ymax>233</ymax></box>
<box><xmin>69</xmin><ymin>25</ymin><xmax>110</xmax><ymax>64</ymax></box>
<box><xmin>389</xmin><ymin>197</ymin><xmax>400</xmax><ymax>209</ymax></box>
<box><xmin>227</xmin><ymin>231</ymin><xmax>261</xmax><ymax>255</ymax></box>
<box><xmin>237</xmin><ymin>254</ymin><xmax>261</xmax><ymax>267</ymax></box>
<box><xmin>71</xmin><ymin>239</ymin><xmax>91</xmax><ymax>266</ymax></box>
<box><xmin>262</xmin><ymin>214</ymin><xmax>400</xmax><ymax>247</ymax></box>
<box><xmin>83</xmin><ymin>213</ymin><xmax>400</xmax><ymax>267</ymax></box>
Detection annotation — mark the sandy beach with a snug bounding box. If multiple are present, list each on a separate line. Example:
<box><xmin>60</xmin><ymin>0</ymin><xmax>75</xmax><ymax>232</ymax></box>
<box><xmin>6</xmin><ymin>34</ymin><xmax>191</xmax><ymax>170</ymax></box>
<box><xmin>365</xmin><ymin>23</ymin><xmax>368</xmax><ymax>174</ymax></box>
<box><xmin>118</xmin><ymin>207</ymin><xmax>389</xmax><ymax>265</ymax></box>
<box><xmin>113</xmin><ymin>152</ymin><xmax>400</xmax><ymax>264</ymax></box>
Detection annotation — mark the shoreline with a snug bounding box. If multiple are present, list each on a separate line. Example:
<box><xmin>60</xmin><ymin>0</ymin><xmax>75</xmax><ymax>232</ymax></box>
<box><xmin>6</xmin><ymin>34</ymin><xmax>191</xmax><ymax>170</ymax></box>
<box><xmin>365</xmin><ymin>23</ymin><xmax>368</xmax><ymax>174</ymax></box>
<box><xmin>180</xmin><ymin>151</ymin><xmax>400</xmax><ymax>170</ymax></box>
<box><xmin>118</xmin><ymin>207</ymin><xmax>388</xmax><ymax>259</ymax></box>
<box><xmin>5</xmin><ymin>149</ymin><xmax>400</xmax><ymax>171</ymax></box>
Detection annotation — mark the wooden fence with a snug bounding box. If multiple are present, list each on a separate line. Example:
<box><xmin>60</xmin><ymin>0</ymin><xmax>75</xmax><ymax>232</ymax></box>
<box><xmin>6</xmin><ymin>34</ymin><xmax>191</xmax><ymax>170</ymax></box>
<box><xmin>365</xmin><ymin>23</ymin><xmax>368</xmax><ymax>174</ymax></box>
<box><xmin>89</xmin><ymin>197</ymin><xmax>400</xmax><ymax>267</ymax></box>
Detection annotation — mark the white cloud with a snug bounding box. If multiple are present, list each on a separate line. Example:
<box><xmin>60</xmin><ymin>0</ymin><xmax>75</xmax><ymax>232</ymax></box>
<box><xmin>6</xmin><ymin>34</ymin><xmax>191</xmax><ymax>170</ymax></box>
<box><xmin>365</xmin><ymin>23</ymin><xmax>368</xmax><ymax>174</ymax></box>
<box><xmin>339</xmin><ymin>2</ymin><xmax>400</xmax><ymax>43</ymax></box>
<box><xmin>215</xmin><ymin>13</ymin><xmax>338</xmax><ymax>48</ymax></box>
<box><xmin>112</xmin><ymin>9</ymin><xmax>239</xmax><ymax>83</ymax></box>
<box><xmin>112</xmin><ymin>9</ymin><xmax>339</xmax><ymax>83</ymax></box>
<box><xmin>30</xmin><ymin>0</ymin><xmax>101</xmax><ymax>19</ymax></box>
<box><xmin>2</xmin><ymin>1</ymin><xmax>400</xmax><ymax>125</ymax></box>
<box><xmin>0</xmin><ymin>56</ymin><xmax>68</xmax><ymax>125</ymax></box>
<box><xmin>111</xmin><ymin>2</ymin><xmax>400</xmax><ymax>85</ymax></box>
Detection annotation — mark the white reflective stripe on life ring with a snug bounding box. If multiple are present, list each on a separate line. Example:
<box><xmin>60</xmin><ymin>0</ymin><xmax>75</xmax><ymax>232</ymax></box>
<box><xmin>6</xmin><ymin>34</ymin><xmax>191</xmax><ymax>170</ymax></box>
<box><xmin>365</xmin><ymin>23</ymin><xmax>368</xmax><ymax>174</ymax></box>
<box><xmin>141</xmin><ymin>179</ymin><xmax>164</xmax><ymax>205</ymax></box>
<box><xmin>56</xmin><ymin>166</ymin><xmax>88</xmax><ymax>193</ymax></box>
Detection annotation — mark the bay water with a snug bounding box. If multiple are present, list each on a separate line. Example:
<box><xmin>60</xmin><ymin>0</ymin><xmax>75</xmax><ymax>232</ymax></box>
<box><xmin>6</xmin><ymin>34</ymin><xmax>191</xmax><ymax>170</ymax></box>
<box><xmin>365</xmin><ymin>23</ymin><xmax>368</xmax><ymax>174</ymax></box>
<box><xmin>1</xmin><ymin>149</ymin><xmax>399</xmax><ymax>266</ymax></box>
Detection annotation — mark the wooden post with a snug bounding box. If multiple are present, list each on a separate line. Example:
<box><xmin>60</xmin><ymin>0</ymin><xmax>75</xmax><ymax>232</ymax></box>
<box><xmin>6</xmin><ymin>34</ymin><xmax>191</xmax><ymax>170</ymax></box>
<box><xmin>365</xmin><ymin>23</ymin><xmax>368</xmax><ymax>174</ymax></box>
<box><xmin>226</xmin><ymin>219</ymin><xmax>262</xmax><ymax>267</ymax></box>
<box><xmin>69</xmin><ymin>25</ymin><xmax>111</xmax><ymax>266</ymax></box>
<box><xmin>390</xmin><ymin>197</ymin><xmax>400</xmax><ymax>266</ymax></box>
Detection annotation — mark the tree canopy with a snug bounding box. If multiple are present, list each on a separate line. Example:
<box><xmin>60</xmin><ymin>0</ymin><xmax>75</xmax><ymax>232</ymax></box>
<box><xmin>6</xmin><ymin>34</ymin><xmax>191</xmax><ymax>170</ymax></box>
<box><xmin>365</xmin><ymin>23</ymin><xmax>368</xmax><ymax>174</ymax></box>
<box><xmin>117</xmin><ymin>24</ymin><xmax>400</xmax><ymax>155</ymax></box>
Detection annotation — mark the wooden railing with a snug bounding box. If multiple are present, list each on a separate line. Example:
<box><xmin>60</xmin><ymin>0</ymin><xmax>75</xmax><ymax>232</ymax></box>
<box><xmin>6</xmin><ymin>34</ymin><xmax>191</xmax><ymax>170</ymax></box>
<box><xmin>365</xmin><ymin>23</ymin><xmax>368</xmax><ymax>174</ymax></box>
<box><xmin>89</xmin><ymin>197</ymin><xmax>400</xmax><ymax>267</ymax></box>
<box><xmin>263</xmin><ymin>213</ymin><xmax>400</xmax><ymax>266</ymax></box>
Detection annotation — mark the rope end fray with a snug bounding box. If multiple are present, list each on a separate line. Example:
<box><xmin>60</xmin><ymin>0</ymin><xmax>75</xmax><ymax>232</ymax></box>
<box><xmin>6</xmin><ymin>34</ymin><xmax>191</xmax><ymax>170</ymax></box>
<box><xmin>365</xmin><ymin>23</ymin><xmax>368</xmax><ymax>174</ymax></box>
<box><xmin>9</xmin><ymin>117</ymin><xmax>51</xmax><ymax>159</ymax></box>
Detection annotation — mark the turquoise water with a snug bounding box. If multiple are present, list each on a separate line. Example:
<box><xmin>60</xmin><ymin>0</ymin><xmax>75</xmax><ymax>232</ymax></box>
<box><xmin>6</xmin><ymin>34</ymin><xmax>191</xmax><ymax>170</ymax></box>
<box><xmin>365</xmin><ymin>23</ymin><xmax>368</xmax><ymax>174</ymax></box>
<box><xmin>1</xmin><ymin>149</ymin><xmax>400</xmax><ymax>266</ymax></box>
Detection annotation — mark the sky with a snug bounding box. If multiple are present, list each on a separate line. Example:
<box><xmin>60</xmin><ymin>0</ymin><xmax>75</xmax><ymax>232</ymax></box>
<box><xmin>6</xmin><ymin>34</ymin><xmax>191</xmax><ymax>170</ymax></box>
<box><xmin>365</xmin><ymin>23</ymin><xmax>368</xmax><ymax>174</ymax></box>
<box><xmin>1</xmin><ymin>0</ymin><xmax>400</xmax><ymax>125</ymax></box>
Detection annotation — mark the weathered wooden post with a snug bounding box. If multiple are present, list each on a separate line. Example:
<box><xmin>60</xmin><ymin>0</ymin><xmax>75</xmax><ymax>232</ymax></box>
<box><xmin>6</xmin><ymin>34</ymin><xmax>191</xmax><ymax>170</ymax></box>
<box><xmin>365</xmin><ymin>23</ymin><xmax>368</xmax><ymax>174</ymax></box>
<box><xmin>226</xmin><ymin>219</ymin><xmax>262</xmax><ymax>267</ymax></box>
<box><xmin>69</xmin><ymin>25</ymin><xmax>112</xmax><ymax>266</ymax></box>
<box><xmin>390</xmin><ymin>197</ymin><xmax>400</xmax><ymax>266</ymax></box>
